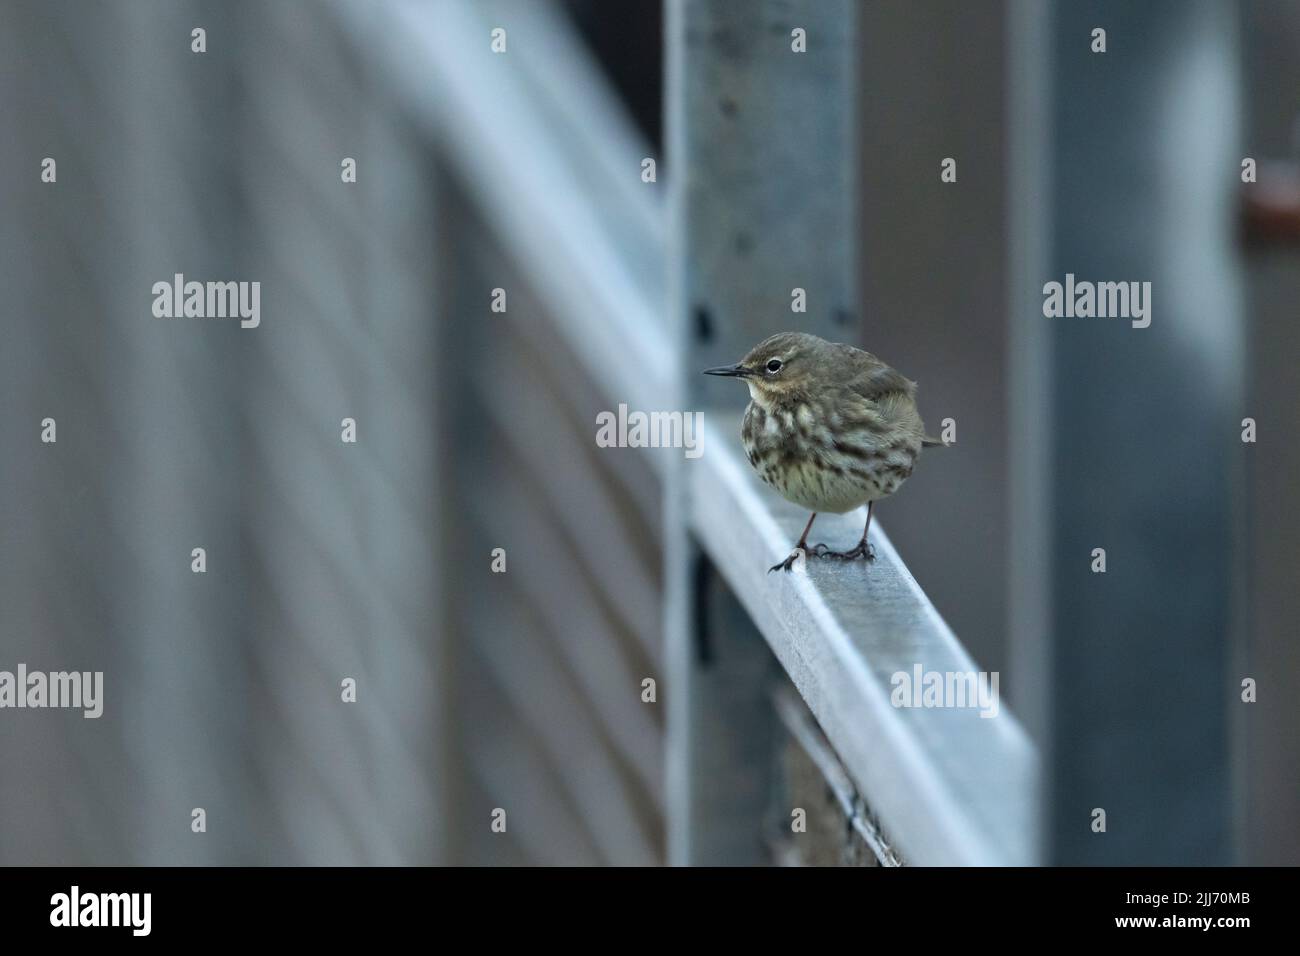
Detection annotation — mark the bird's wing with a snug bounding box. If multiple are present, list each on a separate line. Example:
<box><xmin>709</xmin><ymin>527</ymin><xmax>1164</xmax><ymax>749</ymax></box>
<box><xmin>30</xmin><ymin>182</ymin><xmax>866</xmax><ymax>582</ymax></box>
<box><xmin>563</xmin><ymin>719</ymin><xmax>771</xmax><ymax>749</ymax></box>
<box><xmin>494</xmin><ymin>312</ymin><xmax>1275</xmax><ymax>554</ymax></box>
<box><xmin>831</xmin><ymin>344</ymin><xmax>926</xmax><ymax>435</ymax></box>
<box><xmin>837</xmin><ymin>345</ymin><xmax>917</xmax><ymax>402</ymax></box>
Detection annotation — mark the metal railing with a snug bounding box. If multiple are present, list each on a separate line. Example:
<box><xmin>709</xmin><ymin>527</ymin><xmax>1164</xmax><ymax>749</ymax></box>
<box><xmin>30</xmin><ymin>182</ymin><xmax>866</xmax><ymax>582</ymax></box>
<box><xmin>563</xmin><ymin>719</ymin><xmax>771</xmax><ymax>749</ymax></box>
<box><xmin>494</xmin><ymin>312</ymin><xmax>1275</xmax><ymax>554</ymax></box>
<box><xmin>0</xmin><ymin>0</ymin><xmax>1273</xmax><ymax>868</ymax></box>
<box><xmin>0</xmin><ymin>0</ymin><xmax>1037</xmax><ymax>866</ymax></box>
<box><xmin>333</xmin><ymin>0</ymin><xmax>1037</xmax><ymax>866</ymax></box>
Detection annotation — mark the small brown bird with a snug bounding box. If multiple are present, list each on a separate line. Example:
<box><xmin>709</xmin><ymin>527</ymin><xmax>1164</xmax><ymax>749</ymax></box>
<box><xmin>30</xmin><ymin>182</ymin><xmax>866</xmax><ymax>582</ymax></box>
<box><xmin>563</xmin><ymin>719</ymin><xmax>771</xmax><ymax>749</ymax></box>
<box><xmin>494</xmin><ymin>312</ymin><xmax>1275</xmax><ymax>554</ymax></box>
<box><xmin>704</xmin><ymin>332</ymin><xmax>942</xmax><ymax>573</ymax></box>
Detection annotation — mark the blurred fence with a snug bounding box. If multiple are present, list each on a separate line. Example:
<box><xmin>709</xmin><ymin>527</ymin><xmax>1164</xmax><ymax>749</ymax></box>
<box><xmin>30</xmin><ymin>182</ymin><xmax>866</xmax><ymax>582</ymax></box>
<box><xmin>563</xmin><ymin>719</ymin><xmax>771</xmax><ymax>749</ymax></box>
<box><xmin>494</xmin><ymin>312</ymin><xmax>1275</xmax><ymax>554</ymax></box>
<box><xmin>0</xmin><ymin>0</ymin><xmax>675</xmax><ymax>866</ymax></box>
<box><xmin>0</xmin><ymin>0</ymin><xmax>447</xmax><ymax>865</ymax></box>
<box><xmin>0</xmin><ymin>0</ymin><xmax>1022</xmax><ymax>866</ymax></box>
<box><xmin>2</xmin><ymin>0</ymin><xmax>1295</xmax><ymax>867</ymax></box>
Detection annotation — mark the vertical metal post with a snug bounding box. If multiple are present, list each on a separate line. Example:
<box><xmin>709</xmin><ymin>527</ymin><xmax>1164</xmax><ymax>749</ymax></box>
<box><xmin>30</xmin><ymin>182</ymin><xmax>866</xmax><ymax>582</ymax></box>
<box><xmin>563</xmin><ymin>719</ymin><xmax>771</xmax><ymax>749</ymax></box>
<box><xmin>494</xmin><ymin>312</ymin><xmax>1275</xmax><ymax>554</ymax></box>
<box><xmin>666</xmin><ymin>0</ymin><xmax>860</xmax><ymax>865</ymax></box>
<box><xmin>1237</xmin><ymin>0</ymin><xmax>1300</xmax><ymax>867</ymax></box>
<box><xmin>1009</xmin><ymin>0</ymin><xmax>1243</xmax><ymax>864</ymax></box>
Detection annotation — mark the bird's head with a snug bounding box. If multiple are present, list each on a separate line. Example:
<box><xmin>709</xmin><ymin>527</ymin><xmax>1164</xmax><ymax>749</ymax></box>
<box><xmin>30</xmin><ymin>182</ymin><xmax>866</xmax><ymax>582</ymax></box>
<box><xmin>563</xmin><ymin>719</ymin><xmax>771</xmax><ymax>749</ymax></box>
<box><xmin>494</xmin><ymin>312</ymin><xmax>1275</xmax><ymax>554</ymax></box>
<box><xmin>702</xmin><ymin>331</ymin><xmax>829</xmax><ymax>405</ymax></box>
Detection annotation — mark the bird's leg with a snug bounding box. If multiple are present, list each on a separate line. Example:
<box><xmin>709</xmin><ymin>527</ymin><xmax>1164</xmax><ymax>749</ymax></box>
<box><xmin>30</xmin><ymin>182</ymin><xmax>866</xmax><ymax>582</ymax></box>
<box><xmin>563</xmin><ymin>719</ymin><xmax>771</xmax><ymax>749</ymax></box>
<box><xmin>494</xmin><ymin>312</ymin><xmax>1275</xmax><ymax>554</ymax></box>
<box><xmin>769</xmin><ymin>513</ymin><xmax>818</xmax><ymax>573</ymax></box>
<box><xmin>818</xmin><ymin>502</ymin><xmax>876</xmax><ymax>562</ymax></box>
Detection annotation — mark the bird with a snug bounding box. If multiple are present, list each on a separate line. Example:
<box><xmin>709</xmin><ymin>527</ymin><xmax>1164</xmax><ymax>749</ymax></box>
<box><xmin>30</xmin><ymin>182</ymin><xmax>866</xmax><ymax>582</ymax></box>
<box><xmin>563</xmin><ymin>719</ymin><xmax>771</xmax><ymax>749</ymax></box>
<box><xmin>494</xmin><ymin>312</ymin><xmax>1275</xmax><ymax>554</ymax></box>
<box><xmin>703</xmin><ymin>331</ymin><xmax>943</xmax><ymax>573</ymax></box>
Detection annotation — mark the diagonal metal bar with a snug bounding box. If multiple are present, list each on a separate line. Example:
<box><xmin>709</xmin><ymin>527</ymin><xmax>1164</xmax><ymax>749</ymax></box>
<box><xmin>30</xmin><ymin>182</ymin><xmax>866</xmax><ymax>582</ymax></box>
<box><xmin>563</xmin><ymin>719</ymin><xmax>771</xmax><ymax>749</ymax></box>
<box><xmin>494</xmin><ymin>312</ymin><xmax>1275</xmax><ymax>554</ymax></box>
<box><xmin>690</xmin><ymin>418</ymin><xmax>1037</xmax><ymax>865</ymax></box>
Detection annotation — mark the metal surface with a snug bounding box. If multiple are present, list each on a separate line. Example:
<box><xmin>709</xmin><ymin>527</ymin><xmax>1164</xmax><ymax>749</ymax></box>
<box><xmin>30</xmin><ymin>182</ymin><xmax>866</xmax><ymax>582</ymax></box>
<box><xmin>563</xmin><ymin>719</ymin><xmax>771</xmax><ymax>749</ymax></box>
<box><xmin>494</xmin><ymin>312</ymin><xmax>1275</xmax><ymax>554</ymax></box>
<box><xmin>1008</xmin><ymin>0</ymin><xmax>1244</xmax><ymax>865</ymax></box>
<box><xmin>326</xmin><ymin>0</ymin><xmax>672</xmax><ymax>431</ymax></box>
<box><xmin>665</xmin><ymin>0</ymin><xmax>864</xmax><ymax>865</ymax></box>
<box><xmin>1</xmin><ymin>0</ymin><xmax>1047</xmax><ymax>867</ymax></box>
<box><xmin>771</xmin><ymin>683</ymin><xmax>900</xmax><ymax>867</ymax></box>
<box><xmin>691</xmin><ymin>419</ymin><xmax>1037</xmax><ymax>865</ymax></box>
<box><xmin>338</xmin><ymin>0</ymin><xmax>1039</xmax><ymax>866</ymax></box>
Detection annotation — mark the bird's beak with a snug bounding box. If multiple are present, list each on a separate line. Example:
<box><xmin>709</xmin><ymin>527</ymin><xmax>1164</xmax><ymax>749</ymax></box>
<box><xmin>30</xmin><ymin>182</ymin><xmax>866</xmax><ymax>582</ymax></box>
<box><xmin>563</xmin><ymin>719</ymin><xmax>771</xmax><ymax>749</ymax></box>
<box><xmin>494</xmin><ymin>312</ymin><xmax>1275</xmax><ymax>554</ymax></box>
<box><xmin>702</xmin><ymin>363</ymin><xmax>753</xmax><ymax>378</ymax></box>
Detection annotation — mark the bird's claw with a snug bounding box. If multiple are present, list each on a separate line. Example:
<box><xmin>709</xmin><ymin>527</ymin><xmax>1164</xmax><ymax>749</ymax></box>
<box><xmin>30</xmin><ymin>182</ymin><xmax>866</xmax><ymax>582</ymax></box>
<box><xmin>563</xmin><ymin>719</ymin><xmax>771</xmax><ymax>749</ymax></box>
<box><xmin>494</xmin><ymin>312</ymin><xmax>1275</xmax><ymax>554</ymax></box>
<box><xmin>817</xmin><ymin>542</ymin><xmax>875</xmax><ymax>562</ymax></box>
<box><xmin>768</xmin><ymin>548</ymin><xmax>807</xmax><ymax>573</ymax></box>
<box><xmin>770</xmin><ymin>537</ymin><xmax>876</xmax><ymax>573</ymax></box>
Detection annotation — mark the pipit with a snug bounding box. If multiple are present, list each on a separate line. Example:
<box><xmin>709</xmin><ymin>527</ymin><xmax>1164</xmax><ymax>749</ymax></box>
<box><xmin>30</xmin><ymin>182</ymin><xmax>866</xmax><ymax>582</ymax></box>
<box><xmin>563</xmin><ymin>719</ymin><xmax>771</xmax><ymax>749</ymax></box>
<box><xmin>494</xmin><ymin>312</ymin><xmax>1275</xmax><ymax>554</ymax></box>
<box><xmin>704</xmin><ymin>332</ymin><xmax>942</xmax><ymax>573</ymax></box>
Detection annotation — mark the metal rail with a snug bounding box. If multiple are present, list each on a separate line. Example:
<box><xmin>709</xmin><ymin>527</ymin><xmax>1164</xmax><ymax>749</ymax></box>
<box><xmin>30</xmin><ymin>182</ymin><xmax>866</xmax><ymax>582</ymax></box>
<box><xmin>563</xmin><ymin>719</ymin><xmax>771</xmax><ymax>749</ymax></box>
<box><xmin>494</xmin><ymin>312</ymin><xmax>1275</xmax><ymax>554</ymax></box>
<box><xmin>332</xmin><ymin>0</ymin><xmax>1039</xmax><ymax>866</ymax></box>
<box><xmin>692</xmin><ymin>418</ymin><xmax>1036</xmax><ymax>864</ymax></box>
<box><xmin>771</xmin><ymin>683</ymin><xmax>901</xmax><ymax>867</ymax></box>
<box><xmin>326</xmin><ymin>0</ymin><xmax>673</xmax><ymax>430</ymax></box>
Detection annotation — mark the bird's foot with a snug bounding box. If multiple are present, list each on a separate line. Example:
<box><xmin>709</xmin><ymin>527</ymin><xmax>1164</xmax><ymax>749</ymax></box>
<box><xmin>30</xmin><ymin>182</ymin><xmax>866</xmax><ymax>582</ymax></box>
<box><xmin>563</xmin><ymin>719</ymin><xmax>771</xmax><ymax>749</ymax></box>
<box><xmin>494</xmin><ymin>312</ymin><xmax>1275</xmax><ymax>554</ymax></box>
<box><xmin>768</xmin><ymin>548</ymin><xmax>808</xmax><ymax>573</ymax></box>
<box><xmin>813</xmin><ymin>541</ymin><xmax>875</xmax><ymax>562</ymax></box>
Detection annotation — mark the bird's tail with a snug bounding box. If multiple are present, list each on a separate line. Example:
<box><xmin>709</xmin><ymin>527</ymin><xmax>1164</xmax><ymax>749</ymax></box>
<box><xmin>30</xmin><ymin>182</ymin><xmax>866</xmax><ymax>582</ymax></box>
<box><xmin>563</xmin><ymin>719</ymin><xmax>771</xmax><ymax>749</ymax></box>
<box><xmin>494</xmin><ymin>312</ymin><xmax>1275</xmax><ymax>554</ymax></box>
<box><xmin>922</xmin><ymin>436</ymin><xmax>946</xmax><ymax>448</ymax></box>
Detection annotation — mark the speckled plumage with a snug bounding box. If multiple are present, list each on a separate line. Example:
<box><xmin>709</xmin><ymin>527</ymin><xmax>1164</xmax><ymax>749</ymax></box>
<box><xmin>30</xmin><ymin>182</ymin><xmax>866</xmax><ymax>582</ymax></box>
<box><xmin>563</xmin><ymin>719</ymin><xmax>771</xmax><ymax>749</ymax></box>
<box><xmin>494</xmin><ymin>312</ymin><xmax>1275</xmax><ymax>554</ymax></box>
<box><xmin>705</xmin><ymin>332</ymin><xmax>939</xmax><ymax>572</ymax></box>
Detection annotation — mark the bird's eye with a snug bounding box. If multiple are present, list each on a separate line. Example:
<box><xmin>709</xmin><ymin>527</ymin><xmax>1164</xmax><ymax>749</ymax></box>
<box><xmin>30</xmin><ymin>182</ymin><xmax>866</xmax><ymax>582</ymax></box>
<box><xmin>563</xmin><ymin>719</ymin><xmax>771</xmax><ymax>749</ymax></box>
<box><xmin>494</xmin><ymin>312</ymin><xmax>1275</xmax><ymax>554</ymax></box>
<box><xmin>766</xmin><ymin>358</ymin><xmax>783</xmax><ymax>373</ymax></box>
